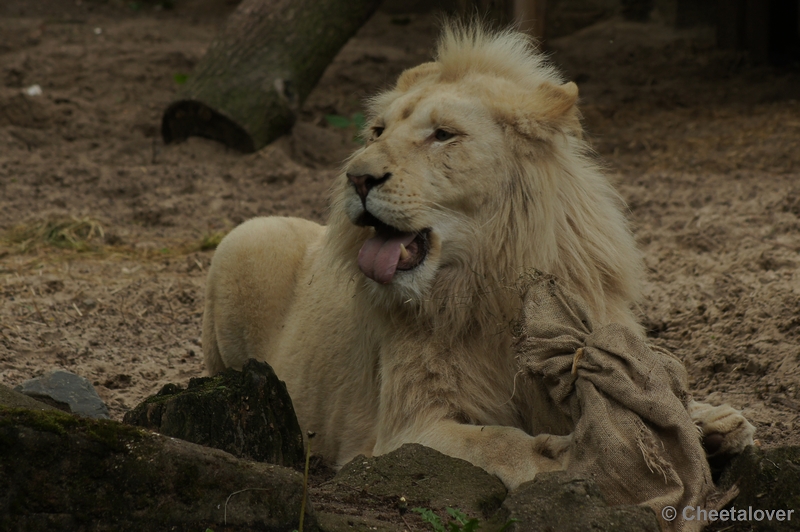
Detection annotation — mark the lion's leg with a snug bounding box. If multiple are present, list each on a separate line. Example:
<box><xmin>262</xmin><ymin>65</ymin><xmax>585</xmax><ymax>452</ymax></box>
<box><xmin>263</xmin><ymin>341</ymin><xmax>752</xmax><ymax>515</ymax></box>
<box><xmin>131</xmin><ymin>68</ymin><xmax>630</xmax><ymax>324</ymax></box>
<box><xmin>202</xmin><ymin>216</ymin><xmax>323</xmax><ymax>374</ymax></box>
<box><xmin>687</xmin><ymin>400</ymin><xmax>756</xmax><ymax>458</ymax></box>
<box><xmin>387</xmin><ymin>420</ymin><xmax>571</xmax><ymax>490</ymax></box>
<box><xmin>202</xmin><ymin>297</ymin><xmax>225</xmax><ymax>375</ymax></box>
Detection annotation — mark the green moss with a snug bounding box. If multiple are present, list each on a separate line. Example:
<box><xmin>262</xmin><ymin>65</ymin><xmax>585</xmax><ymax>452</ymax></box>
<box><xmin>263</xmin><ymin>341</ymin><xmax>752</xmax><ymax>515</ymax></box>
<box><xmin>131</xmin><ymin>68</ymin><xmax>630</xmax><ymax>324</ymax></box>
<box><xmin>141</xmin><ymin>376</ymin><xmax>227</xmax><ymax>404</ymax></box>
<box><xmin>86</xmin><ymin>418</ymin><xmax>147</xmax><ymax>452</ymax></box>
<box><xmin>0</xmin><ymin>405</ymin><xmax>147</xmax><ymax>452</ymax></box>
<box><xmin>0</xmin><ymin>406</ymin><xmax>78</xmax><ymax>435</ymax></box>
<box><xmin>183</xmin><ymin>375</ymin><xmax>239</xmax><ymax>399</ymax></box>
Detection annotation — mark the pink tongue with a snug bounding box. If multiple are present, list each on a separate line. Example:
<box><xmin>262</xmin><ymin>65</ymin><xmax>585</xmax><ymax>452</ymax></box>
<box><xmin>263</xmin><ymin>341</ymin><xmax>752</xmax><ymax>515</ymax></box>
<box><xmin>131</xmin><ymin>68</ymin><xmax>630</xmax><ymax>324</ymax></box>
<box><xmin>358</xmin><ymin>231</ymin><xmax>416</xmax><ymax>284</ymax></box>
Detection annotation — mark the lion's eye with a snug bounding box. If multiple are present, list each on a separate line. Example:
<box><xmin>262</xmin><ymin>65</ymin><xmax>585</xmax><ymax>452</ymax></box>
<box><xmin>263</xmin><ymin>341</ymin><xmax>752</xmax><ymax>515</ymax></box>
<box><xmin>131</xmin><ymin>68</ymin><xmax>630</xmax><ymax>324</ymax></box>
<box><xmin>434</xmin><ymin>129</ymin><xmax>454</xmax><ymax>142</ymax></box>
<box><xmin>372</xmin><ymin>127</ymin><xmax>384</xmax><ymax>138</ymax></box>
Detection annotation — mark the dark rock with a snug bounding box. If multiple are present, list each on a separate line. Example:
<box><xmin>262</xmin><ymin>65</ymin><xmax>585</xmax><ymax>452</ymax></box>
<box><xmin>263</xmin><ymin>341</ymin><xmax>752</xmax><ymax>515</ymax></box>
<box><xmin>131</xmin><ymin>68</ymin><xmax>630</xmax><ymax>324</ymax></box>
<box><xmin>14</xmin><ymin>369</ymin><xmax>110</xmax><ymax>418</ymax></box>
<box><xmin>0</xmin><ymin>406</ymin><xmax>317</xmax><ymax>532</ymax></box>
<box><xmin>317</xmin><ymin>512</ymin><xmax>404</xmax><ymax>532</ymax></box>
<box><xmin>0</xmin><ymin>383</ymin><xmax>60</xmax><ymax>412</ymax></box>
<box><xmin>708</xmin><ymin>445</ymin><xmax>800</xmax><ymax>532</ymax></box>
<box><xmin>322</xmin><ymin>443</ymin><xmax>507</xmax><ymax>520</ymax></box>
<box><xmin>123</xmin><ymin>358</ymin><xmax>305</xmax><ymax>468</ymax></box>
<box><xmin>490</xmin><ymin>471</ymin><xmax>660</xmax><ymax>532</ymax></box>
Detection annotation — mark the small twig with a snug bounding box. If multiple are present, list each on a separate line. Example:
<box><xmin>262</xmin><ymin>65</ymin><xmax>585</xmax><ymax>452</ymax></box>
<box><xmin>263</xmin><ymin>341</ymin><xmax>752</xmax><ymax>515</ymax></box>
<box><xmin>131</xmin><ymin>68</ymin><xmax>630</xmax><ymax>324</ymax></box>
<box><xmin>109</xmin><ymin>283</ymin><xmax>130</xmax><ymax>296</ymax></box>
<box><xmin>571</xmin><ymin>347</ymin><xmax>585</xmax><ymax>376</ymax></box>
<box><xmin>224</xmin><ymin>488</ymin><xmax>274</xmax><ymax>524</ymax></box>
<box><xmin>299</xmin><ymin>431</ymin><xmax>316</xmax><ymax>532</ymax></box>
<box><xmin>29</xmin><ymin>286</ymin><xmax>49</xmax><ymax>325</ymax></box>
<box><xmin>397</xmin><ymin>497</ymin><xmax>412</xmax><ymax>532</ymax></box>
<box><xmin>500</xmin><ymin>369</ymin><xmax>524</xmax><ymax>406</ymax></box>
<box><xmin>162</xmin><ymin>282</ymin><xmax>176</xmax><ymax>321</ymax></box>
<box><xmin>72</xmin><ymin>302</ymin><xmax>84</xmax><ymax>317</ymax></box>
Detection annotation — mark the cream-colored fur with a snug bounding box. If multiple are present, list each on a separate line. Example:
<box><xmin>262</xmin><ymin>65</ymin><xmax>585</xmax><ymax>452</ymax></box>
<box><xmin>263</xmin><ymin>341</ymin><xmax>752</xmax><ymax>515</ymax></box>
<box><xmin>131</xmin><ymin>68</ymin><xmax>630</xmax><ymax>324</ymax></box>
<box><xmin>203</xmin><ymin>23</ymin><xmax>753</xmax><ymax>489</ymax></box>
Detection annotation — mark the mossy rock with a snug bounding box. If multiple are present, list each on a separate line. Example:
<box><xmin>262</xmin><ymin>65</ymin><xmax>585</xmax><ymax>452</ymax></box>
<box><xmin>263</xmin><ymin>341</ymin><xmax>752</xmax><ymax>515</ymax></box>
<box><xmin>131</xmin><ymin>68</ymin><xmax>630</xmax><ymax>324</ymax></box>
<box><xmin>0</xmin><ymin>405</ymin><xmax>316</xmax><ymax>531</ymax></box>
<box><xmin>323</xmin><ymin>443</ymin><xmax>507</xmax><ymax>520</ymax></box>
<box><xmin>0</xmin><ymin>383</ymin><xmax>60</xmax><ymax>412</ymax></box>
<box><xmin>490</xmin><ymin>471</ymin><xmax>660</xmax><ymax>532</ymax></box>
<box><xmin>707</xmin><ymin>445</ymin><xmax>800</xmax><ymax>531</ymax></box>
<box><xmin>124</xmin><ymin>358</ymin><xmax>305</xmax><ymax>467</ymax></box>
<box><xmin>317</xmin><ymin>511</ymin><xmax>406</xmax><ymax>532</ymax></box>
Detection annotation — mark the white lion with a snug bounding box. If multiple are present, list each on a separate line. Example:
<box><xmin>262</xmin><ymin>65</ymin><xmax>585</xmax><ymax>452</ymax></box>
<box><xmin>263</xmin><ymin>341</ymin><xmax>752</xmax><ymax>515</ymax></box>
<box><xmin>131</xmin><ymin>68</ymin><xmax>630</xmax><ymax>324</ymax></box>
<box><xmin>202</xmin><ymin>23</ymin><xmax>754</xmax><ymax>489</ymax></box>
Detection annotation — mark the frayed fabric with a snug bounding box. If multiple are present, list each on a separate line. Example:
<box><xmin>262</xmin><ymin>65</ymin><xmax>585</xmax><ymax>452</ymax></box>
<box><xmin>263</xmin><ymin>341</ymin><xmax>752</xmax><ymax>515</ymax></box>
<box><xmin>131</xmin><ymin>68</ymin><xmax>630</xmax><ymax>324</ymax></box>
<box><xmin>515</xmin><ymin>271</ymin><xmax>713</xmax><ymax>532</ymax></box>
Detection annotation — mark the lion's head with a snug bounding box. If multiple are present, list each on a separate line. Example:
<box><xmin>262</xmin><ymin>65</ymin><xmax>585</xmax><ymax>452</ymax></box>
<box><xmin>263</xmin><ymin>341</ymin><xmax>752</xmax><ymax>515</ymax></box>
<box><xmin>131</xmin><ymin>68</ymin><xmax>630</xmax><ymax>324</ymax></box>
<box><xmin>326</xmin><ymin>23</ymin><xmax>643</xmax><ymax>336</ymax></box>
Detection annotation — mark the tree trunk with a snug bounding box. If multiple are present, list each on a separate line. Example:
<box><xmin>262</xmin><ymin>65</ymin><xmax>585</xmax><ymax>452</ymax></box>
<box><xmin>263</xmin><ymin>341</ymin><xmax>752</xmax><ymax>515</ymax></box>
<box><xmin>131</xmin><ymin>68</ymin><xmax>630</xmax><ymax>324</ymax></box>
<box><xmin>161</xmin><ymin>0</ymin><xmax>382</xmax><ymax>153</ymax></box>
<box><xmin>124</xmin><ymin>359</ymin><xmax>305</xmax><ymax>468</ymax></box>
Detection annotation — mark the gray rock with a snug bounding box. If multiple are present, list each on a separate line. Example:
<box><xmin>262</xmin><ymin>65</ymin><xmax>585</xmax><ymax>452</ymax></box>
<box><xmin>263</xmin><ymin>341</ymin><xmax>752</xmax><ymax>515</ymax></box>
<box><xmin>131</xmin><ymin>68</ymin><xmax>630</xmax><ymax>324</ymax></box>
<box><xmin>490</xmin><ymin>471</ymin><xmax>660</xmax><ymax>532</ymax></box>
<box><xmin>14</xmin><ymin>370</ymin><xmax>110</xmax><ymax>419</ymax></box>
<box><xmin>322</xmin><ymin>443</ymin><xmax>507</xmax><ymax>520</ymax></box>
<box><xmin>710</xmin><ymin>445</ymin><xmax>800</xmax><ymax>532</ymax></box>
<box><xmin>123</xmin><ymin>358</ymin><xmax>305</xmax><ymax>468</ymax></box>
<box><xmin>0</xmin><ymin>406</ymin><xmax>317</xmax><ymax>532</ymax></box>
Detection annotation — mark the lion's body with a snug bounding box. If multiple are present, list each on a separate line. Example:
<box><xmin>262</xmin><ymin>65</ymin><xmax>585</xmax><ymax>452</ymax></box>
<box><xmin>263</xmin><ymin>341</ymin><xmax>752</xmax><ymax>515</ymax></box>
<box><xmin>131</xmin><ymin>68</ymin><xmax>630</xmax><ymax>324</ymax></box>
<box><xmin>203</xmin><ymin>24</ymin><xmax>753</xmax><ymax>488</ymax></box>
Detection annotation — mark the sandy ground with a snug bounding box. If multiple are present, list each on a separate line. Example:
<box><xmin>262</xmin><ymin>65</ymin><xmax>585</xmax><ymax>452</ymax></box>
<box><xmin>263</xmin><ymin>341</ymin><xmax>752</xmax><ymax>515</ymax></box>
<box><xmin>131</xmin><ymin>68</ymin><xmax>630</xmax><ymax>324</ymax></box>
<box><xmin>1</xmin><ymin>0</ymin><xmax>798</xmax><ymax>483</ymax></box>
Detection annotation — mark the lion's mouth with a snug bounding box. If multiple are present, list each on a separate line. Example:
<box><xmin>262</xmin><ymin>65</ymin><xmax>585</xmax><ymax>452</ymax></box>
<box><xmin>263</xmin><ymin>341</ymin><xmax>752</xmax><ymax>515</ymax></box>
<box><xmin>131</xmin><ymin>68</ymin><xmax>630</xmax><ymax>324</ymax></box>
<box><xmin>355</xmin><ymin>212</ymin><xmax>430</xmax><ymax>284</ymax></box>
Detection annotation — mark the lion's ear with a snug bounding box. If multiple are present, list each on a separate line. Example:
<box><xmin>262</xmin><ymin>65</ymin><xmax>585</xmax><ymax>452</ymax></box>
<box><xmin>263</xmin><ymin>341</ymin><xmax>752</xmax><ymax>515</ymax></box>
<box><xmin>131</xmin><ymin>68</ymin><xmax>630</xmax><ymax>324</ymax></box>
<box><xmin>500</xmin><ymin>81</ymin><xmax>581</xmax><ymax>140</ymax></box>
<box><xmin>396</xmin><ymin>62</ymin><xmax>441</xmax><ymax>91</ymax></box>
<box><xmin>536</xmin><ymin>81</ymin><xmax>578</xmax><ymax>123</ymax></box>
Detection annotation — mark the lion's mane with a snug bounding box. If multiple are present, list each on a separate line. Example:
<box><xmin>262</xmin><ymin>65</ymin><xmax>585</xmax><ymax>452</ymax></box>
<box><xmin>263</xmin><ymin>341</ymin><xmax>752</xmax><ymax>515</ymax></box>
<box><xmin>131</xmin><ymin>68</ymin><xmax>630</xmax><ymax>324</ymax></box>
<box><xmin>325</xmin><ymin>22</ymin><xmax>643</xmax><ymax>338</ymax></box>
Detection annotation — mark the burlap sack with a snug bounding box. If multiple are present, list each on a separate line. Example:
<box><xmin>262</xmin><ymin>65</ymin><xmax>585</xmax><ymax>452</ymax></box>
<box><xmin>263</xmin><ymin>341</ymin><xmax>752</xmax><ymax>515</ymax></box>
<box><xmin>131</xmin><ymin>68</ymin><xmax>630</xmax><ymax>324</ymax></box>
<box><xmin>514</xmin><ymin>272</ymin><xmax>714</xmax><ymax>532</ymax></box>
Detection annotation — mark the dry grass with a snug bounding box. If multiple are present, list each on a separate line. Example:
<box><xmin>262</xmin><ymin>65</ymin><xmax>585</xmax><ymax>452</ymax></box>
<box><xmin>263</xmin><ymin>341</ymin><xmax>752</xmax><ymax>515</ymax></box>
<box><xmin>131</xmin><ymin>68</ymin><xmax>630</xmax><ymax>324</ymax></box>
<box><xmin>0</xmin><ymin>216</ymin><xmax>228</xmax><ymax>273</ymax></box>
<box><xmin>1</xmin><ymin>216</ymin><xmax>105</xmax><ymax>253</ymax></box>
<box><xmin>0</xmin><ymin>217</ymin><xmax>228</xmax><ymax>260</ymax></box>
<box><xmin>197</xmin><ymin>231</ymin><xmax>226</xmax><ymax>251</ymax></box>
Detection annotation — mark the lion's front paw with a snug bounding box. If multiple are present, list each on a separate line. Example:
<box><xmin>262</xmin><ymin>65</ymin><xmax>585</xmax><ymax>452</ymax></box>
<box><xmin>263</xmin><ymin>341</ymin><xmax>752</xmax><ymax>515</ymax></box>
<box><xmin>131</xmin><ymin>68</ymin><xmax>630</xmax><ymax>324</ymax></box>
<box><xmin>532</xmin><ymin>432</ymin><xmax>573</xmax><ymax>462</ymax></box>
<box><xmin>688</xmin><ymin>400</ymin><xmax>756</xmax><ymax>458</ymax></box>
<box><xmin>499</xmin><ymin>433</ymin><xmax>573</xmax><ymax>490</ymax></box>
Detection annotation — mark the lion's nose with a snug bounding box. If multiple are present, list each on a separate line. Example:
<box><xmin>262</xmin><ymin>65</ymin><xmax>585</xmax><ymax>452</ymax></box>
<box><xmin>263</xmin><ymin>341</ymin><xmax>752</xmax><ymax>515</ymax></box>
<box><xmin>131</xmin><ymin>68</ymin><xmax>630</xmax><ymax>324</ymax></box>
<box><xmin>347</xmin><ymin>172</ymin><xmax>391</xmax><ymax>203</ymax></box>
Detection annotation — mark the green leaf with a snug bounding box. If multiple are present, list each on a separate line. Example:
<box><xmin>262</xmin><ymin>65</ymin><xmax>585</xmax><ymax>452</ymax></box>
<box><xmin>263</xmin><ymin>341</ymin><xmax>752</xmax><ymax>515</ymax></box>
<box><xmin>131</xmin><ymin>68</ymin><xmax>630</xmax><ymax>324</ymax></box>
<box><xmin>324</xmin><ymin>114</ymin><xmax>352</xmax><ymax>129</ymax></box>
<box><xmin>446</xmin><ymin>507</ymin><xmax>469</xmax><ymax>524</ymax></box>
<box><xmin>173</xmin><ymin>73</ymin><xmax>189</xmax><ymax>85</ymax></box>
<box><xmin>351</xmin><ymin>112</ymin><xmax>367</xmax><ymax>144</ymax></box>
<box><xmin>444</xmin><ymin>508</ymin><xmax>481</xmax><ymax>532</ymax></box>
<box><xmin>497</xmin><ymin>518</ymin><xmax>519</xmax><ymax>532</ymax></box>
<box><xmin>461</xmin><ymin>519</ymin><xmax>482</xmax><ymax>532</ymax></box>
<box><xmin>351</xmin><ymin>112</ymin><xmax>366</xmax><ymax>132</ymax></box>
<box><xmin>413</xmin><ymin>507</ymin><xmax>447</xmax><ymax>532</ymax></box>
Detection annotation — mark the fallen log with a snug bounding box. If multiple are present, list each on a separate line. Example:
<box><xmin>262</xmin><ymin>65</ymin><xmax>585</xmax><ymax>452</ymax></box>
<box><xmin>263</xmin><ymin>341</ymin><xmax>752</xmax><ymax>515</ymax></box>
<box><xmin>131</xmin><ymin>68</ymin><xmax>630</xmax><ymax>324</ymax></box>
<box><xmin>0</xmin><ymin>406</ymin><xmax>317</xmax><ymax>532</ymax></box>
<box><xmin>161</xmin><ymin>0</ymin><xmax>381</xmax><ymax>152</ymax></box>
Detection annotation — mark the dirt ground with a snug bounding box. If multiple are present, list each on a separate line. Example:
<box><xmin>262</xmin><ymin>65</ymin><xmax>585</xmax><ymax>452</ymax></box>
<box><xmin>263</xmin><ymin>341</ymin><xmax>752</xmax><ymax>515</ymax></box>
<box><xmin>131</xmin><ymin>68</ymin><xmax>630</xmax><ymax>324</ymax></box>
<box><xmin>1</xmin><ymin>0</ymin><xmax>799</xmax><ymax>524</ymax></box>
